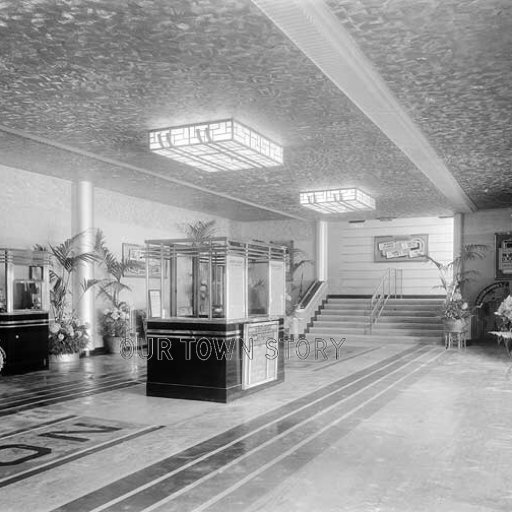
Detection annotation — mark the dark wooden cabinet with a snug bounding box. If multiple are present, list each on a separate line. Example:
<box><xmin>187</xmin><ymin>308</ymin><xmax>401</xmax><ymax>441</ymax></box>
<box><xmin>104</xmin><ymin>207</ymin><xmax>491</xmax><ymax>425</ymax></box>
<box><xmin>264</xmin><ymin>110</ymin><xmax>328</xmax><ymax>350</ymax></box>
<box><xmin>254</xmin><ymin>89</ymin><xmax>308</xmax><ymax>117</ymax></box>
<box><xmin>0</xmin><ymin>312</ymin><xmax>49</xmax><ymax>374</ymax></box>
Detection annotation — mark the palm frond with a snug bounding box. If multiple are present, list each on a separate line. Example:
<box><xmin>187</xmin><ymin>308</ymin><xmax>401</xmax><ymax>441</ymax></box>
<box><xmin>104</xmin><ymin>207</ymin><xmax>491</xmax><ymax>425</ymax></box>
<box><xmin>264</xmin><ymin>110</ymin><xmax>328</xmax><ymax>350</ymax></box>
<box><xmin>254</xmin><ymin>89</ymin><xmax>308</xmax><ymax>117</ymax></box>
<box><xmin>181</xmin><ymin>220</ymin><xmax>217</xmax><ymax>245</ymax></box>
<box><xmin>97</xmin><ymin>287</ymin><xmax>116</xmax><ymax>304</ymax></box>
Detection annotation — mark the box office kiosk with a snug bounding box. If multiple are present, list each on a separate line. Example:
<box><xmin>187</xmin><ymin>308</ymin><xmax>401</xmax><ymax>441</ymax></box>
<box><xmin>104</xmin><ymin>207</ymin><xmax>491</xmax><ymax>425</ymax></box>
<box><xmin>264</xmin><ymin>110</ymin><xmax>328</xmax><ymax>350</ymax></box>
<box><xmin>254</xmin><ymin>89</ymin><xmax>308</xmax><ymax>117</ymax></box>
<box><xmin>0</xmin><ymin>249</ymin><xmax>50</xmax><ymax>374</ymax></box>
<box><xmin>144</xmin><ymin>237</ymin><xmax>287</xmax><ymax>402</ymax></box>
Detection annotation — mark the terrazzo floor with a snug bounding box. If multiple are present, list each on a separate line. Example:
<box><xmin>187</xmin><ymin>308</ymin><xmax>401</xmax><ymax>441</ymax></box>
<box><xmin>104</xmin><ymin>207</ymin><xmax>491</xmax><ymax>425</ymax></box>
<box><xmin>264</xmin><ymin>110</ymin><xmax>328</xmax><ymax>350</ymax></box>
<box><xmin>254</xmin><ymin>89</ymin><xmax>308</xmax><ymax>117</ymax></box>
<box><xmin>1</xmin><ymin>340</ymin><xmax>511</xmax><ymax>512</ymax></box>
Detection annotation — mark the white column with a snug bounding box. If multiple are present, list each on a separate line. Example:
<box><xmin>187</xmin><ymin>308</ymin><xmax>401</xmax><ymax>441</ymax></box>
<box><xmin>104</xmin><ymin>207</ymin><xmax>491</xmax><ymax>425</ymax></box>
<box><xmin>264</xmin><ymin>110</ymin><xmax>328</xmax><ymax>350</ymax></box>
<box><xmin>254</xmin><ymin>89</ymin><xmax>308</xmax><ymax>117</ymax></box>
<box><xmin>72</xmin><ymin>180</ymin><xmax>96</xmax><ymax>353</ymax></box>
<box><xmin>316</xmin><ymin>220</ymin><xmax>328</xmax><ymax>281</ymax></box>
<box><xmin>453</xmin><ymin>213</ymin><xmax>464</xmax><ymax>260</ymax></box>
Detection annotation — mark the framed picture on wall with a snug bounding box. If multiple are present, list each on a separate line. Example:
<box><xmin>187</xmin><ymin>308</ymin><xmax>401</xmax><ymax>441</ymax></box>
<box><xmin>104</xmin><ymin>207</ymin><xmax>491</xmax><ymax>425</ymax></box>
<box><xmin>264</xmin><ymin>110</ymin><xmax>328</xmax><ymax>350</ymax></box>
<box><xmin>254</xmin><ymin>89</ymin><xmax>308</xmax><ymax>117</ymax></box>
<box><xmin>122</xmin><ymin>243</ymin><xmax>163</xmax><ymax>278</ymax></box>
<box><xmin>495</xmin><ymin>232</ymin><xmax>512</xmax><ymax>279</ymax></box>
<box><xmin>374</xmin><ymin>234</ymin><xmax>429</xmax><ymax>263</ymax></box>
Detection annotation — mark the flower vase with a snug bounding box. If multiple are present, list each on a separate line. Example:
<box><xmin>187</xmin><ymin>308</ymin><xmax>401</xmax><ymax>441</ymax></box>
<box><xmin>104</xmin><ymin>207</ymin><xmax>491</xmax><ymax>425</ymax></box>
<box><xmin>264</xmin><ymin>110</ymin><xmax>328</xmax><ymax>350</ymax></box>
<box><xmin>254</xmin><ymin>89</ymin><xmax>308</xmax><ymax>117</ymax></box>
<box><xmin>443</xmin><ymin>318</ymin><xmax>466</xmax><ymax>333</ymax></box>
<box><xmin>104</xmin><ymin>335</ymin><xmax>124</xmax><ymax>354</ymax></box>
<box><xmin>49</xmin><ymin>352</ymin><xmax>80</xmax><ymax>363</ymax></box>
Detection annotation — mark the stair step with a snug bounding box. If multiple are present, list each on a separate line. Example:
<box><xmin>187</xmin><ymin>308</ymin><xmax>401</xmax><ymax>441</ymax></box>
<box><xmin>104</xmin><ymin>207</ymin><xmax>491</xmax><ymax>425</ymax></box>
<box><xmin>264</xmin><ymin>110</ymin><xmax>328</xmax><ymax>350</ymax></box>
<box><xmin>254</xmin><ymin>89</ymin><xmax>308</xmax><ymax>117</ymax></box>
<box><xmin>373</xmin><ymin>322</ymin><xmax>442</xmax><ymax>330</ymax></box>
<box><xmin>302</xmin><ymin>333</ymin><xmax>443</xmax><ymax>344</ymax></box>
<box><xmin>313</xmin><ymin>321</ymin><xmax>369</xmax><ymax>329</ymax></box>
<box><xmin>376</xmin><ymin>317</ymin><xmax>442</xmax><ymax>324</ymax></box>
<box><xmin>386</xmin><ymin>297</ymin><xmax>444</xmax><ymax>303</ymax></box>
<box><xmin>323</xmin><ymin>304</ymin><xmax>370</xmax><ymax>311</ymax></box>
<box><xmin>384</xmin><ymin>305</ymin><xmax>441</xmax><ymax>311</ymax></box>
<box><xmin>308</xmin><ymin>327</ymin><xmax>367</xmax><ymax>335</ymax></box>
<box><xmin>327</xmin><ymin>297</ymin><xmax>371</xmax><ymax>302</ymax></box>
<box><xmin>371</xmin><ymin>328</ymin><xmax>444</xmax><ymax>336</ymax></box>
<box><xmin>316</xmin><ymin>314</ymin><xmax>369</xmax><ymax>320</ymax></box>
<box><xmin>378</xmin><ymin>310</ymin><xmax>440</xmax><ymax>318</ymax></box>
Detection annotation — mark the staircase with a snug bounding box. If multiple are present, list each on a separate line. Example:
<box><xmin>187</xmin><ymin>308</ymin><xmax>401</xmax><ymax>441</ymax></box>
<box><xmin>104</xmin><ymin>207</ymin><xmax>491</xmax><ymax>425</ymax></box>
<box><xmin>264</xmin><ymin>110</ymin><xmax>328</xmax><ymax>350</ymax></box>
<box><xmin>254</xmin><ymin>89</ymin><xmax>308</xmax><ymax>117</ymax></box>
<box><xmin>305</xmin><ymin>296</ymin><xmax>444</xmax><ymax>344</ymax></box>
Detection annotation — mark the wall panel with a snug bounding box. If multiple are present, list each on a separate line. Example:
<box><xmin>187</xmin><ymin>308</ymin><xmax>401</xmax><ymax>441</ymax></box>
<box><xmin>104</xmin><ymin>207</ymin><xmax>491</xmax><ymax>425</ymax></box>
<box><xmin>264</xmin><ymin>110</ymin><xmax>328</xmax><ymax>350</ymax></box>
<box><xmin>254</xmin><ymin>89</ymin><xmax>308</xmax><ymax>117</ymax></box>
<box><xmin>328</xmin><ymin>217</ymin><xmax>454</xmax><ymax>295</ymax></box>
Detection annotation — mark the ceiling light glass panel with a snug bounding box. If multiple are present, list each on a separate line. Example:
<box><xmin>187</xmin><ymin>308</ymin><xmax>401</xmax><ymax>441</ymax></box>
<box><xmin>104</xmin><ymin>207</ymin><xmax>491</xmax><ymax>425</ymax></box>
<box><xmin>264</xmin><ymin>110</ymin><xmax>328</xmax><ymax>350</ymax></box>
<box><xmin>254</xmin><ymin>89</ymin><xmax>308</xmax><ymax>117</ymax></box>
<box><xmin>300</xmin><ymin>188</ymin><xmax>376</xmax><ymax>213</ymax></box>
<box><xmin>149</xmin><ymin>119</ymin><xmax>283</xmax><ymax>172</ymax></box>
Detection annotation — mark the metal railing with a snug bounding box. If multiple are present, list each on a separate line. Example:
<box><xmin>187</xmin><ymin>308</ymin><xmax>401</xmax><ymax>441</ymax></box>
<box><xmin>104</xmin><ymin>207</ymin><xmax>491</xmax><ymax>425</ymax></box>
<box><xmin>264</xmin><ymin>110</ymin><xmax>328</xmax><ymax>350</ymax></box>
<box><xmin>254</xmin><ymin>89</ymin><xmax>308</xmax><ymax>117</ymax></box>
<box><xmin>369</xmin><ymin>268</ymin><xmax>403</xmax><ymax>333</ymax></box>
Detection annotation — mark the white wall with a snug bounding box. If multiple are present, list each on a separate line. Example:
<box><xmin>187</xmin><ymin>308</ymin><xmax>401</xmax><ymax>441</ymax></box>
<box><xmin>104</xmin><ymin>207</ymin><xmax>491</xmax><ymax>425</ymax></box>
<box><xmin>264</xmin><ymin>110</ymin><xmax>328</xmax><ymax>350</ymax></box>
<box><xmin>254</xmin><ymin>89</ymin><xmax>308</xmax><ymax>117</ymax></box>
<box><xmin>0</xmin><ymin>164</ymin><xmax>72</xmax><ymax>247</ymax></box>
<box><xmin>328</xmin><ymin>217</ymin><xmax>454</xmax><ymax>296</ymax></box>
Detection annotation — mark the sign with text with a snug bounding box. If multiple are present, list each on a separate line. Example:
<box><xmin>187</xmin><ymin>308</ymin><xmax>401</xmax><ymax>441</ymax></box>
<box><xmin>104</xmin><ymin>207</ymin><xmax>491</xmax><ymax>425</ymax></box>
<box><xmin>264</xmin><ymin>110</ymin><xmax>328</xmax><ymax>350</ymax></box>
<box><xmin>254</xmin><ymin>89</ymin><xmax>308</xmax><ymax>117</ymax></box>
<box><xmin>495</xmin><ymin>233</ymin><xmax>512</xmax><ymax>279</ymax></box>
<box><xmin>374</xmin><ymin>234</ymin><xmax>428</xmax><ymax>262</ymax></box>
<box><xmin>242</xmin><ymin>320</ymin><xmax>279</xmax><ymax>389</ymax></box>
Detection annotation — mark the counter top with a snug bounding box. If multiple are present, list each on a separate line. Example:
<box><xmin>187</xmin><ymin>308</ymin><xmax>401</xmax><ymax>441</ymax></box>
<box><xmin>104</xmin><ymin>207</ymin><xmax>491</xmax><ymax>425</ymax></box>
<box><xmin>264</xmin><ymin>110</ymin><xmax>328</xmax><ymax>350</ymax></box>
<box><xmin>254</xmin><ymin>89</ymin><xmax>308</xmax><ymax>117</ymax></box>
<box><xmin>146</xmin><ymin>315</ymin><xmax>282</xmax><ymax>325</ymax></box>
<box><xmin>0</xmin><ymin>310</ymin><xmax>49</xmax><ymax>316</ymax></box>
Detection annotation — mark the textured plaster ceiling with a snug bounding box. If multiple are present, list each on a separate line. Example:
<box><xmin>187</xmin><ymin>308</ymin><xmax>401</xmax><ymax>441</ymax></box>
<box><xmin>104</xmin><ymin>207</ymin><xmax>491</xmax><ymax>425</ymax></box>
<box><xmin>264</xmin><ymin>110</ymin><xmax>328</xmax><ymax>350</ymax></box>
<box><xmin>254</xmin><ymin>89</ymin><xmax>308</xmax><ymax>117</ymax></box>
<box><xmin>326</xmin><ymin>0</ymin><xmax>512</xmax><ymax>210</ymax></box>
<box><xmin>0</xmin><ymin>0</ymin><xmax>509</xmax><ymax>220</ymax></box>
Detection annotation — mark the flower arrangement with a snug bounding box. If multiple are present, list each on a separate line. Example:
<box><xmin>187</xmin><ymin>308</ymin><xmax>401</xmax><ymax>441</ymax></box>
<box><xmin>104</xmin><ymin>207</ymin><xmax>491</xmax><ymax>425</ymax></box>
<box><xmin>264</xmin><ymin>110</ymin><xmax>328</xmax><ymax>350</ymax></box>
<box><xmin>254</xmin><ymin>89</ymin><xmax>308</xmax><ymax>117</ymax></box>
<box><xmin>441</xmin><ymin>291</ymin><xmax>471</xmax><ymax>320</ymax></box>
<box><xmin>490</xmin><ymin>295</ymin><xmax>512</xmax><ymax>357</ymax></box>
<box><xmin>99</xmin><ymin>303</ymin><xmax>130</xmax><ymax>338</ymax></box>
<box><xmin>48</xmin><ymin>312</ymin><xmax>90</xmax><ymax>355</ymax></box>
<box><xmin>494</xmin><ymin>295</ymin><xmax>512</xmax><ymax>331</ymax></box>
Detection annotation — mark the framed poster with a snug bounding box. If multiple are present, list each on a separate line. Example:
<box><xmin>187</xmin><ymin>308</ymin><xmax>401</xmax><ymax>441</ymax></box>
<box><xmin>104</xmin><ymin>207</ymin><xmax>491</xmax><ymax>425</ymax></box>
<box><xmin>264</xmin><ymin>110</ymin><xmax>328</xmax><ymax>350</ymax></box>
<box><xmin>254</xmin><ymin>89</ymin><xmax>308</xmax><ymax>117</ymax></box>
<box><xmin>122</xmin><ymin>243</ymin><xmax>162</xmax><ymax>278</ymax></box>
<box><xmin>242</xmin><ymin>320</ymin><xmax>279</xmax><ymax>390</ymax></box>
<box><xmin>495</xmin><ymin>233</ymin><xmax>512</xmax><ymax>279</ymax></box>
<box><xmin>374</xmin><ymin>234</ymin><xmax>428</xmax><ymax>262</ymax></box>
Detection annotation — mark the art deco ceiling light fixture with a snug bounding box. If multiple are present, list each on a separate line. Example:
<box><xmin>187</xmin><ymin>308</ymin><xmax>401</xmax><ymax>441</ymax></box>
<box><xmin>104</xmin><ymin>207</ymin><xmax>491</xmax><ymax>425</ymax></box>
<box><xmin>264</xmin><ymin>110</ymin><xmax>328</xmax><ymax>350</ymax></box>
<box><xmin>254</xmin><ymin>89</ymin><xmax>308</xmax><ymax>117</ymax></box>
<box><xmin>149</xmin><ymin>119</ymin><xmax>283</xmax><ymax>172</ymax></box>
<box><xmin>300</xmin><ymin>188</ymin><xmax>376</xmax><ymax>214</ymax></box>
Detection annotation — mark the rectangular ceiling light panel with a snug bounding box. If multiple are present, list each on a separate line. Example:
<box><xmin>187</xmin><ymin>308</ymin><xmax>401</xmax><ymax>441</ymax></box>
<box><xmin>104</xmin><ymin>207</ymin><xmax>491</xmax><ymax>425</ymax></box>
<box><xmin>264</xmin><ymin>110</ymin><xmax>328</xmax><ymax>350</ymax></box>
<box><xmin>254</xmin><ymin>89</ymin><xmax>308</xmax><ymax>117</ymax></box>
<box><xmin>149</xmin><ymin>119</ymin><xmax>283</xmax><ymax>172</ymax></box>
<box><xmin>300</xmin><ymin>188</ymin><xmax>376</xmax><ymax>213</ymax></box>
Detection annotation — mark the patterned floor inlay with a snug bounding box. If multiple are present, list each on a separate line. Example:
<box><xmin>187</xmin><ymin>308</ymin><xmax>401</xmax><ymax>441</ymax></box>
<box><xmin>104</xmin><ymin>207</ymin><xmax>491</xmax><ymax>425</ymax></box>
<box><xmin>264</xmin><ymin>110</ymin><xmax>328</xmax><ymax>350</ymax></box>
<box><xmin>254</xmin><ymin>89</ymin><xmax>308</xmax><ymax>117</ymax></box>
<box><xmin>51</xmin><ymin>345</ymin><xmax>440</xmax><ymax>512</ymax></box>
<box><xmin>0</xmin><ymin>416</ymin><xmax>162</xmax><ymax>488</ymax></box>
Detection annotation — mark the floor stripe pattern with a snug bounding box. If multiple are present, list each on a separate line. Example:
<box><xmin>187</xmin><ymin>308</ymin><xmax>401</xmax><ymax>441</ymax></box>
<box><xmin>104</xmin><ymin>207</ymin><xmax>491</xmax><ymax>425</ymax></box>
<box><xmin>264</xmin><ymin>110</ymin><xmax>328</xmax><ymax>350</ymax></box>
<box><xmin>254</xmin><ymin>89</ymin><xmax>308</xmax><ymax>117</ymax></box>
<box><xmin>51</xmin><ymin>345</ymin><xmax>442</xmax><ymax>512</ymax></box>
<box><xmin>0</xmin><ymin>363</ymin><xmax>146</xmax><ymax>417</ymax></box>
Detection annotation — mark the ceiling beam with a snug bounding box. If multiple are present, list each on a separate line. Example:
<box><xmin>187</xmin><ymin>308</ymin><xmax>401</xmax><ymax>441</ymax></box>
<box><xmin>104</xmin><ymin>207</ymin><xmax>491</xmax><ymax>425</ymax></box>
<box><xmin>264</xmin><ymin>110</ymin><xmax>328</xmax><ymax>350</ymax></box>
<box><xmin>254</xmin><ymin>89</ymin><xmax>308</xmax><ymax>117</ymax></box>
<box><xmin>251</xmin><ymin>0</ymin><xmax>476</xmax><ymax>213</ymax></box>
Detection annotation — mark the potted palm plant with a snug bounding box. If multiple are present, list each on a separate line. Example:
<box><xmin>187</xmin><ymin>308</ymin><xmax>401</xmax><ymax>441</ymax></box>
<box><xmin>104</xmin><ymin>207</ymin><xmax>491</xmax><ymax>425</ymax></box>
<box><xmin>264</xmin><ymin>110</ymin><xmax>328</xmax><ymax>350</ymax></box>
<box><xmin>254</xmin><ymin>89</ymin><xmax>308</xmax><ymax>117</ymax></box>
<box><xmin>37</xmin><ymin>232</ymin><xmax>100</xmax><ymax>361</ymax></box>
<box><xmin>180</xmin><ymin>220</ymin><xmax>217</xmax><ymax>316</ymax></box>
<box><xmin>93</xmin><ymin>231</ymin><xmax>133</xmax><ymax>354</ymax></box>
<box><xmin>426</xmin><ymin>244</ymin><xmax>488</xmax><ymax>334</ymax></box>
<box><xmin>286</xmin><ymin>247</ymin><xmax>312</xmax><ymax>316</ymax></box>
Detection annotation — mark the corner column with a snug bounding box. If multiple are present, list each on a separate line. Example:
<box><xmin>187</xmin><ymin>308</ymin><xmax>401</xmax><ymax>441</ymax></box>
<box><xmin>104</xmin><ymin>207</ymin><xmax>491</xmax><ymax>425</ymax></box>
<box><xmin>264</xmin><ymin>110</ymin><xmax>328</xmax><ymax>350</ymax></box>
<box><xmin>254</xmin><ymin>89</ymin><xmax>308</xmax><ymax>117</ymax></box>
<box><xmin>72</xmin><ymin>180</ymin><xmax>96</xmax><ymax>353</ymax></box>
<box><xmin>453</xmin><ymin>213</ymin><xmax>464</xmax><ymax>260</ymax></box>
<box><xmin>316</xmin><ymin>220</ymin><xmax>328</xmax><ymax>281</ymax></box>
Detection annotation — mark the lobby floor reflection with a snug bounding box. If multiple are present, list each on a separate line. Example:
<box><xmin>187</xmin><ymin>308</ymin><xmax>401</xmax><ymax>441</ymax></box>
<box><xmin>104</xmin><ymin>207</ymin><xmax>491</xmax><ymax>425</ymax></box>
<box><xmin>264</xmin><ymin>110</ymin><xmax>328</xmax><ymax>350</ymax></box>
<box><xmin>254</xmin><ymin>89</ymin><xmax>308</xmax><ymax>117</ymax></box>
<box><xmin>1</xmin><ymin>341</ymin><xmax>511</xmax><ymax>511</ymax></box>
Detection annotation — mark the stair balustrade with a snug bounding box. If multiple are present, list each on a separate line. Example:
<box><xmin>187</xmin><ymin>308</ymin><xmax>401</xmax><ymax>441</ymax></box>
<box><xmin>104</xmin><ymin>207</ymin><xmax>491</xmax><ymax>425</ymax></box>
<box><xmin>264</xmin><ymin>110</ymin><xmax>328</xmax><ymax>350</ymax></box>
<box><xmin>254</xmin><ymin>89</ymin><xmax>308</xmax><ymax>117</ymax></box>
<box><xmin>291</xmin><ymin>280</ymin><xmax>328</xmax><ymax>338</ymax></box>
<box><xmin>369</xmin><ymin>268</ymin><xmax>403</xmax><ymax>333</ymax></box>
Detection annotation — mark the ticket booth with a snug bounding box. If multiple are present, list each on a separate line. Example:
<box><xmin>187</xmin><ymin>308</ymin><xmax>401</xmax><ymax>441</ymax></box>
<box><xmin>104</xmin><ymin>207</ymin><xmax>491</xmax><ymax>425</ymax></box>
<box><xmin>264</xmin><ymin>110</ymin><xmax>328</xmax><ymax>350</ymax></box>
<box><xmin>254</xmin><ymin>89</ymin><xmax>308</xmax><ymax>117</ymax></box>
<box><xmin>0</xmin><ymin>249</ymin><xmax>50</xmax><ymax>374</ymax></box>
<box><xmin>144</xmin><ymin>237</ymin><xmax>287</xmax><ymax>402</ymax></box>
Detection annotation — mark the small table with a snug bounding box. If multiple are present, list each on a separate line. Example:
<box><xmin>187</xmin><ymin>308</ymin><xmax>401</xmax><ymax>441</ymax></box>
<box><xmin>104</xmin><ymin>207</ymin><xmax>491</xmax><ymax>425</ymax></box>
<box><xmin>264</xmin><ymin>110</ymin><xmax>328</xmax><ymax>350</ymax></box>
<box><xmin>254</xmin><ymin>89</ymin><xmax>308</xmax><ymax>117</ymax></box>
<box><xmin>490</xmin><ymin>331</ymin><xmax>512</xmax><ymax>358</ymax></box>
<box><xmin>444</xmin><ymin>331</ymin><xmax>467</xmax><ymax>350</ymax></box>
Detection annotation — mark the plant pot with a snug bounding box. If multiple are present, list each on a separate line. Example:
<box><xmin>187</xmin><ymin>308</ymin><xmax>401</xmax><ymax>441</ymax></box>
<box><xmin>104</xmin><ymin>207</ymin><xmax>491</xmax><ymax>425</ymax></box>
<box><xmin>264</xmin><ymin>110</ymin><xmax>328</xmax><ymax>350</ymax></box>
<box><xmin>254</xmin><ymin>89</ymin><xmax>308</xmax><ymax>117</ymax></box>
<box><xmin>443</xmin><ymin>318</ymin><xmax>467</xmax><ymax>333</ymax></box>
<box><xmin>104</xmin><ymin>335</ymin><xmax>124</xmax><ymax>354</ymax></box>
<box><xmin>49</xmin><ymin>352</ymin><xmax>80</xmax><ymax>363</ymax></box>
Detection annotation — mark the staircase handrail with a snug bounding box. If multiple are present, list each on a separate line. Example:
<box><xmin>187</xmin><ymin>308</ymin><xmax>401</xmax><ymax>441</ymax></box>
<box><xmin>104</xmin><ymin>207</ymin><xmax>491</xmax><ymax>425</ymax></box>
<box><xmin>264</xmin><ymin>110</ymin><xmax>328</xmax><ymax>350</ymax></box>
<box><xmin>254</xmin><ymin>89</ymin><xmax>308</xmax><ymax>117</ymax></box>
<box><xmin>297</xmin><ymin>280</ymin><xmax>324</xmax><ymax>310</ymax></box>
<box><xmin>369</xmin><ymin>268</ymin><xmax>403</xmax><ymax>332</ymax></box>
<box><xmin>291</xmin><ymin>280</ymin><xmax>328</xmax><ymax>338</ymax></box>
